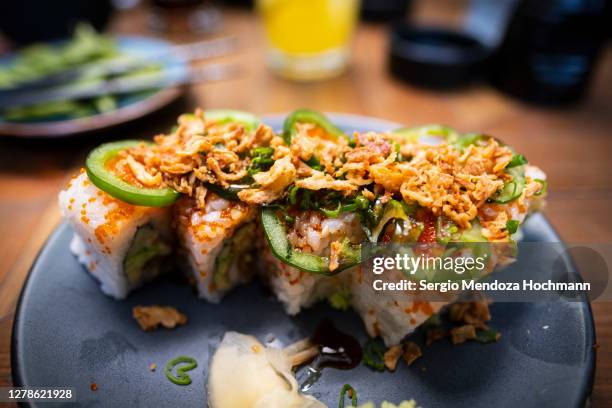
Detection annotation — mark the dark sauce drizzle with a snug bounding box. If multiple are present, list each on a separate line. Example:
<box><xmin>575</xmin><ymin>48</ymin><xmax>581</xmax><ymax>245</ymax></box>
<box><xmin>299</xmin><ymin>319</ymin><xmax>363</xmax><ymax>392</ymax></box>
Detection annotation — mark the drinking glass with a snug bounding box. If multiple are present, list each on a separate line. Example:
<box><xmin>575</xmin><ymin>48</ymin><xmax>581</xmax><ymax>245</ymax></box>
<box><xmin>257</xmin><ymin>0</ymin><xmax>360</xmax><ymax>81</ymax></box>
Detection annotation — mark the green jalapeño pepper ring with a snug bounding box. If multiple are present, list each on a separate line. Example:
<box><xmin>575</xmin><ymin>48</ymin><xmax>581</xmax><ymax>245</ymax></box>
<box><xmin>261</xmin><ymin>207</ymin><xmax>361</xmax><ymax>275</ymax></box>
<box><xmin>282</xmin><ymin>109</ymin><xmax>349</xmax><ymax>145</ymax></box>
<box><xmin>86</xmin><ymin>140</ymin><xmax>180</xmax><ymax>207</ymax></box>
<box><xmin>204</xmin><ymin>109</ymin><xmax>260</xmax><ymax>132</ymax></box>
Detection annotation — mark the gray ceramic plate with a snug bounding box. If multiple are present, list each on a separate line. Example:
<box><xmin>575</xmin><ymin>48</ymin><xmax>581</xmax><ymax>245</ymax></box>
<box><xmin>12</xmin><ymin>114</ymin><xmax>596</xmax><ymax>408</ymax></box>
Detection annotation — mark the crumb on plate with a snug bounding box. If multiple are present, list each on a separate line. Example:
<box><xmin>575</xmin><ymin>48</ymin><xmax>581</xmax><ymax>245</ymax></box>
<box><xmin>450</xmin><ymin>324</ymin><xmax>477</xmax><ymax>344</ymax></box>
<box><xmin>384</xmin><ymin>345</ymin><xmax>402</xmax><ymax>371</ymax></box>
<box><xmin>402</xmin><ymin>341</ymin><xmax>422</xmax><ymax>366</ymax></box>
<box><xmin>132</xmin><ymin>305</ymin><xmax>187</xmax><ymax>331</ymax></box>
<box><xmin>426</xmin><ymin>327</ymin><xmax>448</xmax><ymax>346</ymax></box>
<box><xmin>449</xmin><ymin>300</ymin><xmax>491</xmax><ymax>329</ymax></box>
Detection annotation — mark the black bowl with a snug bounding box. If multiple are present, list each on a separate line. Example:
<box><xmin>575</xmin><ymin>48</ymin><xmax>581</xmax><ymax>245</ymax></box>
<box><xmin>0</xmin><ymin>0</ymin><xmax>113</xmax><ymax>45</ymax></box>
<box><xmin>389</xmin><ymin>24</ymin><xmax>491</xmax><ymax>89</ymax></box>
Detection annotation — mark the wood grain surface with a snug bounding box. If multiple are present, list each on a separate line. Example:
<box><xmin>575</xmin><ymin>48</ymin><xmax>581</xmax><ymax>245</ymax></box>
<box><xmin>0</xmin><ymin>3</ymin><xmax>611</xmax><ymax>407</ymax></box>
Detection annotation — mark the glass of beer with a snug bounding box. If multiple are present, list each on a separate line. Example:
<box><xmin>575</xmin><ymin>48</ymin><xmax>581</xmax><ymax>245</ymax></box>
<box><xmin>257</xmin><ymin>0</ymin><xmax>360</xmax><ymax>81</ymax></box>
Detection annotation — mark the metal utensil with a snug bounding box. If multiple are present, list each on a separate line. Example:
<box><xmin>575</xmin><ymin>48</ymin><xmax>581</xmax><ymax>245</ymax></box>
<box><xmin>0</xmin><ymin>37</ymin><xmax>237</xmax><ymax>92</ymax></box>
<box><xmin>0</xmin><ymin>63</ymin><xmax>238</xmax><ymax>110</ymax></box>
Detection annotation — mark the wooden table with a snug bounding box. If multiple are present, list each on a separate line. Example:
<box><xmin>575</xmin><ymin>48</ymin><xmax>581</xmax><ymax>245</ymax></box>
<box><xmin>1</xmin><ymin>4</ymin><xmax>611</xmax><ymax>406</ymax></box>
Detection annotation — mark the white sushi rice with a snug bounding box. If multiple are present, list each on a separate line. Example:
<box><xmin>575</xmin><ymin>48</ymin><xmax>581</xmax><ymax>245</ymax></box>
<box><xmin>258</xmin><ymin>211</ymin><xmax>363</xmax><ymax>315</ymax></box>
<box><xmin>258</xmin><ymin>246</ymin><xmax>345</xmax><ymax>315</ymax></box>
<box><xmin>175</xmin><ymin>193</ymin><xmax>256</xmax><ymax>303</ymax></box>
<box><xmin>58</xmin><ymin>172</ymin><xmax>173</xmax><ymax>299</ymax></box>
<box><xmin>348</xmin><ymin>266</ymin><xmax>449</xmax><ymax>346</ymax></box>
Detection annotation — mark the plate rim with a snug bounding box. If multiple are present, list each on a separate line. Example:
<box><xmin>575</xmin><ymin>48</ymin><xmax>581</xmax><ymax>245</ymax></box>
<box><xmin>11</xmin><ymin>113</ymin><xmax>597</xmax><ymax>407</ymax></box>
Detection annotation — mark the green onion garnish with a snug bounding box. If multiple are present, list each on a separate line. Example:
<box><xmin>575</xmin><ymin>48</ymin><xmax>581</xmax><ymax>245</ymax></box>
<box><xmin>321</xmin><ymin>201</ymin><xmax>343</xmax><ymax>218</ymax></box>
<box><xmin>506</xmin><ymin>220</ymin><xmax>520</xmax><ymax>234</ymax></box>
<box><xmin>320</xmin><ymin>195</ymin><xmax>369</xmax><ymax>218</ymax></box>
<box><xmin>339</xmin><ymin>384</ymin><xmax>358</xmax><ymax>408</ymax></box>
<box><xmin>250</xmin><ymin>146</ymin><xmax>274</xmax><ymax>157</ymax></box>
<box><xmin>251</xmin><ymin>156</ymin><xmax>274</xmax><ymax>167</ymax></box>
<box><xmin>306</xmin><ymin>156</ymin><xmax>324</xmax><ymax>171</ymax></box>
<box><xmin>507</xmin><ymin>153</ymin><xmax>528</xmax><ymax>168</ymax></box>
<box><xmin>164</xmin><ymin>356</ymin><xmax>197</xmax><ymax>386</ymax></box>
<box><xmin>247</xmin><ymin>146</ymin><xmax>275</xmax><ymax>175</ymax></box>
<box><xmin>354</xmin><ymin>195</ymin><xmax>369</xmax><ymax>210</ymax></box>
<box><xmin>288</xmin><ymin>185</ymin><xmax>299</xmax><ymax>205</ymax></box>
<box><xmin>475</xmin><ymin>328</ymin><xmax>501</xmax><ymax>343</ymax></box>
<box><xmin>534</xmin><ymin>179</ymin><xmax>548</xmax><ymax>196</ymax></box>
<box><xmin>363</xmin><ymin>339</ymin><xmax>386</xmax><ymax>372</ymax></box>
<box><xmin>300</xmin><ymin>190</ymin><xmax>316</xmax><ymax>210</ymax></box>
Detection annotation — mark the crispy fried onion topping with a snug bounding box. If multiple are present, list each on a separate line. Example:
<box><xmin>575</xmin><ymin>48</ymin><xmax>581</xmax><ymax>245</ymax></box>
<box><xmin>296</xmin><ymin>171</ymin><xmax>357</xmax><ymax>192</ymax></box>
<box><xmin>237</xmin><ymin>156</ymin><xmax>296</xmax><ymax>204</ymax></box>
<box><xmin>118</xmin><ymin>109</ymin><xmax>278</xmax><ymax>208</ymax></box>
<box><xmin>397</xmin><ymin>140</ymin><xmax>512</xmax><ymax>229</ymax></box>
<box><xmin>111</xmin><ymin>110</ymin><xmax>537</xmax><ymax>235</ymax></box>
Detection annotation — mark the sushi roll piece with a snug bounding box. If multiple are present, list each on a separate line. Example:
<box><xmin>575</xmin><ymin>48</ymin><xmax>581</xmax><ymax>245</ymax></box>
<box><xmin>250</xmin><ymin>110</ymin><xmax>366</xmax><ymax>314</ymax></box>
<box><xmin>257</xmin><ymin>210</ymin><xmax>363</xmax><ymax>315</ymax></box>
<box><xmin>350</xmin><ymin>164</ymin><xmax>546</xmax><ymax>346</ymax></box>
<box><xmin>348</xmin><ymin>267</ymin><xmax>448</xmax><ymax>346</ymax></box>
<box><xmin>175</xmin><ymin>192</ymin><xmax>257</xmax><ymax>302</ymax></box>
<box><xmin>59</xmin><ymin>171</ymin><xmax>174</xmax><ymax>299</ymax></box>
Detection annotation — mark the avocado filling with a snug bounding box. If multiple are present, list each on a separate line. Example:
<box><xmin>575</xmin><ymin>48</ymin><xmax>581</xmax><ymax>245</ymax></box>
<box><xmin>123</xmin><ymin>224</ymin><xmax>172</xmax><ymax>286</ymax></box>
<box><xmin>213</xmin><ymin>223</ymin><xmax>256</xmax><ymax>291</ymax></box>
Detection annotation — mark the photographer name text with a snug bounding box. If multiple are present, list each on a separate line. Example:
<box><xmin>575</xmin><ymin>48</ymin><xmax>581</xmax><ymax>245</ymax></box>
<box><xmin>372</xmin><ymin>279</ymin><xmax>591</xmax><ymax>292</ymax></box>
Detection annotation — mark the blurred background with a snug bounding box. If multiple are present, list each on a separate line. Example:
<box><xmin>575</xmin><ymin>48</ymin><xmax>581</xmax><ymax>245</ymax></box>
<box><xmin>0</xmin><ymin>0</ymin><xmax>611</xmax><ymax>404</ymax></box>
<box><xmin>0</xmin><ymin>0</ymin><xmax>610</xmax><ymax>122</ymax></box>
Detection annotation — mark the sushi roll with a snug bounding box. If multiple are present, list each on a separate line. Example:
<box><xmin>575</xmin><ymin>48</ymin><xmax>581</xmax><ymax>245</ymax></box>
<box><xmin>252</xmin><ymin>112</ymin><xmax>548</xmax><ymax>346</ymax></box>
<box><xmin>60</xmin><ymin>106</ymin><xmax>548</xmax><ymax>349</ymax></box>
<box><xmin>175</xmin><ymin>193</ymin><xmax>257</xmax><ymax>302</ymax></box>
<box><xmin>59</xmin><ymin>171</ymin><xmax>174</xmax><ymax>299</ymax></box>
